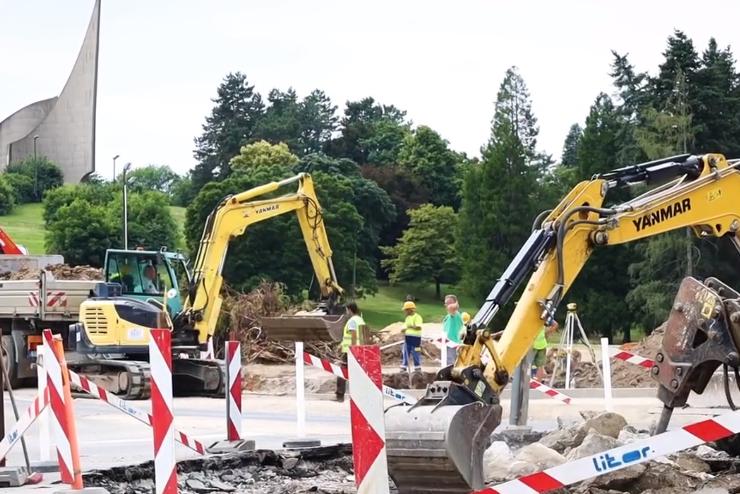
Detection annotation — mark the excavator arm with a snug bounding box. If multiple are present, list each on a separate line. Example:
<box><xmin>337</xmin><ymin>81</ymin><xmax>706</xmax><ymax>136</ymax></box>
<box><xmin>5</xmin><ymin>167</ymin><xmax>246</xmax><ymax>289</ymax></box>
<box><xmin>180</xmin><ymin>173</ymin><xmax>344</xmax><ymax>344</ymax></box>
<box><xmin>386</xmin><ymin>153</ymin><xmax>740</xmax><ymax>493</ymax></box>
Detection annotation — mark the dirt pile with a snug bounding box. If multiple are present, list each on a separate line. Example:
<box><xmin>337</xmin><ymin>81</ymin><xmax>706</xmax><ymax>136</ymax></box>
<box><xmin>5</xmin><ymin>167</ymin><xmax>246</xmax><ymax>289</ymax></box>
<box><xmin>550</xmin><ymin>325</ymin><xmax>665</xmax><ymax>388</ymax></box>
<box><xmin>85</xmin><ymin>444</ymin><xmax>373</xmax><ymax>494</ymax></box>
<box><xmin>221</xmin><ymin>282</ymin><xmax>340</xmax><ymax>364</ymax></box>
<box><xmin>0</xmin><ymin>263</ymin><xmax>103</xmax><ymax>281</ymax></box>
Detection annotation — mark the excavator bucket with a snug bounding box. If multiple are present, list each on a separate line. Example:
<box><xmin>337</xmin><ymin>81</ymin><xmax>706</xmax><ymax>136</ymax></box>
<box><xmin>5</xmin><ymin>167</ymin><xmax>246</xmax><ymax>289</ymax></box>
<box><xmin>385</xmin><ymin>382</ymin><xmax>502</xmax><ymax>493</ymax></box>
<box><xmin>261</xmin><ymin>310</ymin><xmax>347</xmax><ymax>342</ymax></box>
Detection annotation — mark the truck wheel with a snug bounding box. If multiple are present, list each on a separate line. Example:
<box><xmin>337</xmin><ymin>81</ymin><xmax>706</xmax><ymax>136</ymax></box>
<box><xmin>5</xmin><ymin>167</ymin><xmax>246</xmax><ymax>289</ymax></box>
<box><xmin>1</xmin><ymin>335</ymin><xmax>22</xmax><ymax>389</ymax></box>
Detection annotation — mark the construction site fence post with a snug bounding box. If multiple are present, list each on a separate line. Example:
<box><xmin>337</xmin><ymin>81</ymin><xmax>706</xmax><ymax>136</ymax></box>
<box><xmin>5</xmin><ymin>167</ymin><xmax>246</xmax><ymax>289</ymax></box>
<box><xmin>226</xmin><ymin>341</ymin><xmax>242</xmax><ymax>441</ymax></box>
<box><xmin>37</xmin><ymin>343</ymin><xmax>51</xmax><ymax>463</ymax></box>
<box><xmin>150</xmin><ymin>329</ymin><xmax>177</xmax><ymax>494</ymax></box>
<box><xmin>295</xmin><ymin>341</ymin><xmax>306</xmax><ymax>438</ymax></box>
<box><xmin>600</xmin><ymin>337</ymin><xmax>613</xmax><ymax>411</ymax></box>
<box><xmin>43</xmin><ymin>329</ymin><xmax>84</xmax><ymax>489</ymax></box>
<box><xmin>348</xmin><ymin>345</ymin><xmax>390</xmax><ymax>494</ymax></box>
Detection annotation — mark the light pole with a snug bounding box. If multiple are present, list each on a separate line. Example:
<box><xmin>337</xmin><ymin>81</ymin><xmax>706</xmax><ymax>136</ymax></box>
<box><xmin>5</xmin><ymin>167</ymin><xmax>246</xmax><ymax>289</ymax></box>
<box><xmin>113</xmin><ymin>154</ymin><xmax>120</xmax><ymax>181</ymax></box>
<box><xmin>122</xmin><ymin>162</ymin><xmax>132</xmax><ymax>250</ymax></box>
<box><xmin>33</xmin><ymin>135</ymin><xmax>39</xmax><ymax>200</ymax></box>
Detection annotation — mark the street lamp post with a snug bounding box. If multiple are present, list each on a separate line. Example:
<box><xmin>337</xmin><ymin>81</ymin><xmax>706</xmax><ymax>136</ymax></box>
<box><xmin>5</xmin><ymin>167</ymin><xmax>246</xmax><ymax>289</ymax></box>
<box><xmin>122</xmin><ymin>162</ymin><xmax>132</xmax><ymax>250</ymax></box>
<box><xmin>33</xmin><ymin>135</ymin><xmax>39</xmax><ymax>200</ymax></box>
<box><xmin>113</xmin><ymin>154</ymin><xmax>120</xmax><ymax>181</ymax></box>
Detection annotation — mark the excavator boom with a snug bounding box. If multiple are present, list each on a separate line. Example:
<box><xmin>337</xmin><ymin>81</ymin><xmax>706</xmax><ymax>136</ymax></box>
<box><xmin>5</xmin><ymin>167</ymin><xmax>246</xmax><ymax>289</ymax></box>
<box><xmin>386</xmin><ymin>153</ymin><xmax>740</xmax><ymax>492</ymax></box>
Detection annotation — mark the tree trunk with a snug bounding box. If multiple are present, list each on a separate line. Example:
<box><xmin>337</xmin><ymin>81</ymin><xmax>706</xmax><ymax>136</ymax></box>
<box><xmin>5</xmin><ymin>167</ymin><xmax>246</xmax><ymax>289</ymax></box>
<box><xmin>435</xmin><ymin>278</ymin><xmax>441</xmax><ymax>300</ymax></box>
<box><xmin>623</xmin><ymin>325</ymin><xmax>631</xmax><ymax>344</ymax></box>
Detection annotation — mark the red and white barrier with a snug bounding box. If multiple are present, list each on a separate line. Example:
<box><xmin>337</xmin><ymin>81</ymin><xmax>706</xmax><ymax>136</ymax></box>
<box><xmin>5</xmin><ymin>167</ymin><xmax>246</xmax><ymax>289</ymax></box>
<box><xmin>68</xmin><ymin>369</ymin><xmax>205</xmax><ymax>455</ymax></box>
<box><xmin>611</xmin><ymin>348</ymin><xmax>655</xmax><ymax>369</ymax></box>
<box><xmin>36</xmin><ymin>343</ymin><xmax>52</xmax><ymax>463</ymax></box>
<box><xmin>0</xmin><ymin>389</ymin><xmax>49</xmax><ymax>462</ymax></box>
<box><xmin>226</xmin><ymin>341</ymin><xmax>242</xmax><ymax>441</ymax></box>
<box><xmin>302</xmin><ymin>351</ymin><xmax>417</xmax><ymax>405</ymax></box>
<box><xmin>43</xmin><ymin>329</ymin><xmax>84</xmax><ymax>488</ymax></box>
<box><xmin>529</xmin><ymin>379</ymin><xmax>572</xmax><ymax>404</ymax></box>
<box><xmin>150</xmin><ymin>329</ymin><xmax>177</xmax><ymax>494</ymax></box>
<box><xmin>348</xmin><ymin>345</ymin><xmax>390</xmax><ymax>494</ymax></box>
<box><xmin>477</xmin><ymin>408</ymin><xmax>740</xmax><ymax>494</ymax></box>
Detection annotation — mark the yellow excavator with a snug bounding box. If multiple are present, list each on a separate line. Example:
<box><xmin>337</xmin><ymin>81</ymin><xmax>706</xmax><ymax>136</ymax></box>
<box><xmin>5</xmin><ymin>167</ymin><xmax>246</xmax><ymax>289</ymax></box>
<box><xmin>69</xmin><ymin>173</ymin><xmax>346</xmax><ymax>399</ymax></box>
<box><xmin>385</xmin><ymin>153</ymin><xmax>740</xmax><ymax>492</ymax></box>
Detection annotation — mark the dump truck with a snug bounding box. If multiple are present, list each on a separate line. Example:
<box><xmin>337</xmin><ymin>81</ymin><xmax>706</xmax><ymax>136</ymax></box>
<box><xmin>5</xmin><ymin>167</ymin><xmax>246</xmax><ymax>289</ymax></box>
<box><xmin>0</xmin><ymin>254</ymin><xmax>101</xmax><ymax>387</ymax></box>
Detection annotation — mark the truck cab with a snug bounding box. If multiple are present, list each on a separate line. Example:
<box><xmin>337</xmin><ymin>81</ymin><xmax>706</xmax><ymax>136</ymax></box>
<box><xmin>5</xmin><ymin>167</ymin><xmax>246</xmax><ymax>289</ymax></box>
<box><xmin>103</xmin><ymin>248</ymin><xmax>190</xmax><ymax>316</ymax></box>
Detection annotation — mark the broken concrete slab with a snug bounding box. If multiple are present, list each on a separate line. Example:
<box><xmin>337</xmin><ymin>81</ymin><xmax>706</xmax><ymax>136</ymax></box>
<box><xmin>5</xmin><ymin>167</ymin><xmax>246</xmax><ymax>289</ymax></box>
<box><xmin>567</xmin><ymin>432</ymin><xmax>622</xmax><ymax>461</ymax></box>
<box><xmin>540</xmin><ymin>427</ymin><xmax>580</xmax><ymax>453</ymax></box>
<box><xmin>576</xmin><ymin>412</ymin><xmax>628</xmax><ymax>442</ymax></box>
<box><xmin>507</xmin><ymin>442</ymin><xmax>566</xmax><ymax>477</ymax></box>
<box><xmin>483</xmin><ymin>441</ymin><xmax>514</xmax><ymax>482</ymax></box>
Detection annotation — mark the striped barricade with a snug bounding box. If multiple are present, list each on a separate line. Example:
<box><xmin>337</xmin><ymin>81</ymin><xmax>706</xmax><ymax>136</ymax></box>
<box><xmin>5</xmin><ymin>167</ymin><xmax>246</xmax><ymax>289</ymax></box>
<box><xmin>349</xmin><ymin>345</ymin><xmax>390</xmax><ymax>494</ymax></box>
<box><xmin>476</xmin><ymin>408</ymin><xmax>740</xmax><ymax>493</ymax></box>
<box><xmin>150</xmin><ymin>329</ymin><xmax>177</xmax><ymax>494</ymax></box>
<box><xmin>302</xmin><ymin>351</ymin><xmax>417</xmax><ymax>405</ymax></box>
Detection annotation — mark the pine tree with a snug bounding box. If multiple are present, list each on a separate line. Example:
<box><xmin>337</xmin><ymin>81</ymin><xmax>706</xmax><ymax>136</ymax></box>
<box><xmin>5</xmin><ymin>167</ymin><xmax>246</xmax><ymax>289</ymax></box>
<box><xmin>459</xmin><ymin>67</ymin><xmax>541</xmax><ymax>300</ymax></box>
<box><xmin>192</xmin><ymin>73</ymin><xmax>264</xmax><ymax>190</ymax></box>
<box><xmin>576</xmin><ymin>94</ymin><xmax>623</xmax><ymax>178</ymax></box>
<box><xmin>561</xmin><ymin>124</ymin><xmax>582</xmax><ymax>167</ymax></box>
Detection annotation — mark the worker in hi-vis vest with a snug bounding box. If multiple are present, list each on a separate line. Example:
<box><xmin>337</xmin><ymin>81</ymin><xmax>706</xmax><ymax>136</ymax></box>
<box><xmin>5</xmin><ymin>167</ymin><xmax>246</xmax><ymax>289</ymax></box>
<box><xmin>336</xmin><ymin>301</ymin><xmax>367</xmax><ymax>402</ymax></box>
<box><xmin>400</xmin><ymin>301</ymin><xmax>423</xmax><ymax>373</ymax></box>
<box><xmin>532</xmin><ymin>320</ymin><xmax>559</xmax><ymax>380</ymax></box>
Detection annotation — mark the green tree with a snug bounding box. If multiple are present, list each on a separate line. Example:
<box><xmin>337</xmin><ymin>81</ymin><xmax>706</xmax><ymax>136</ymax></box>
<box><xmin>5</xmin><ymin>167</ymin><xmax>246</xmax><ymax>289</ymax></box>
<box><xmin>6</xmin><ymin>157</ymin><xmax>64</xmax><ymax>201</ymax></box>
<box><xmin>328</xmin><ymin>97</ymin><xmax>407</xmax><ymax>164</ymax></box>
<box><xmin>561</xmin><ymin>124</ymin><xmax>582</xmax><ymax>167</ymax></box>
<box><xmin>125</xmin><ymin>165</ymin><xmax>181</xmax><ymax>197</ymax></box>
<box><xmin>45</xmin><ymin>199</ymin><xmax>115</xmax><ymax>266</ymax></box>
<box><xmin>298</xmin><ymin>89</ymin><xmax>338</xmax><ymax>154</ymax></box>
<box><xmin>171</xmin><ymin>174</ymin><xmax>195</xmax><ymax>207</ymax></box>
<box><xmin>381</xmin><ymin>204</ymin><xmax>459</xmax><ymax>299</ymax></box>
<box><xmin>398</xmin><ymin>126</ymin><xmax>462</xmax><ymax>208</ymax></box>
<box><xmin>113</xmin><ymin>191</ymin><xmax>180</xmax><ymax>250</ymax></box>
<box><xmin>253</xmin><ymin>89</ymin><xmax>302</xmax><ymax>152</ymax></box>
<box><xmin>459</xmin><ymin>67</ymin><xmax>541</xmax><ymax>300</ymax></box>
<box><xmin>192</xmin><ymin>72</ymin><xmax>265</xmax><ymax>189</ymax></box>
<box><xmin>4</xmin><ymin>173</ymin><xmax>35</xmax><ymax>204</ymax></box>
<box><xmin>0</xmin><ymin>175</ymin><xmax>15</xmax><ymax>214</ymax></box>
<box><xmin>230</xmin><ymin>141</ymin><xmax>299</xmax><ymax>172</ymax></box>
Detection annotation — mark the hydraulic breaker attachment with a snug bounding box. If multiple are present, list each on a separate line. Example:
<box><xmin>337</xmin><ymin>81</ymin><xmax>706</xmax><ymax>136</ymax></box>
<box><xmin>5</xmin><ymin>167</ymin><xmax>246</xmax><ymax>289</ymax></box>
<box><xmin>261</xmin><ymin>310</ymin><xmax>347</xmax><ymax>342</ymax></box>
<box><xmin>653</xmin><ymin>277</ymin><xmax>740</xmax><ymax>433</ymax></box>
<box><xmin>386</xmin><ymin>371</ymin><xmax>502</xmax><ymax>493</ymax></box>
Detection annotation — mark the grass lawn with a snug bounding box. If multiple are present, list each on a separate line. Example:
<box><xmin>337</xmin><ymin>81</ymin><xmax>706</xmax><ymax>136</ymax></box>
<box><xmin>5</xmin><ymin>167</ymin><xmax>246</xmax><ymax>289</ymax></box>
<box><xmin>361</xmin><ymin>282</ymin><xmax>479</xmax><ymax>330</ymax></box>
<box><xmin>0</xmin><ymin>203</ymin><xmax>189</xmax><ymax>255</ymax></box>
<box><xmin>1</xmin><ymin>203</ymin><xmax>46</xmax><ymax>254</ymax></box>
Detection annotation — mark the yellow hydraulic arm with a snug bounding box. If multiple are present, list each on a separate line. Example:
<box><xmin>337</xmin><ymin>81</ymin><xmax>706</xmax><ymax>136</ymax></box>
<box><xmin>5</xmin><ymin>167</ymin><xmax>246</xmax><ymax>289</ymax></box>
<box><xmin>458</xmin><ymin>153</ymin><xmax>740</xmax><ymax>393</ymax></box>
<box><xmin>182</xmin><ymin>173</ymin><xmax>343</xmax><ymax>343</ymax></box>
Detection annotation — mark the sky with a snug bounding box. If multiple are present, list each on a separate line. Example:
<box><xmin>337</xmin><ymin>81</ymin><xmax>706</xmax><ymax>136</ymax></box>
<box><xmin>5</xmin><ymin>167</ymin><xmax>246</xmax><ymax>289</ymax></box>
<box><xmin>2</xmin><ymin>1</ymin><xmax>740</xmax><ymax>180</ymax></box>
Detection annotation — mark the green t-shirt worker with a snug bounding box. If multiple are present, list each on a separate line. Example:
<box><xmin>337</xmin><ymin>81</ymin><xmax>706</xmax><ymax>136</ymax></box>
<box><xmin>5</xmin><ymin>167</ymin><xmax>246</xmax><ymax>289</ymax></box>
<box><xmin>532</xmin><ymin>320</ymin><xmax>559</xmax><ymax>381</ymax></box>
<box><xmin>442</xmin><ymin>294</ymin><xmax>464</xmax><ymax>366</ymax></box>
<box><xmin>336</xmin><ymin>301</ymin><xmax>366</xmax><ymax>402</ymax></box>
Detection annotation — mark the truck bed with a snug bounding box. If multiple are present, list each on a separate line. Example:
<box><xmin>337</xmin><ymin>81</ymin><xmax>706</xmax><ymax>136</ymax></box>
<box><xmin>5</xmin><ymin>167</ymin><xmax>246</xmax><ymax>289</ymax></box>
<box><xmin>0</xmin><ymin>277</ymin><xmax>98</xmax><ymax>321</ymax></box>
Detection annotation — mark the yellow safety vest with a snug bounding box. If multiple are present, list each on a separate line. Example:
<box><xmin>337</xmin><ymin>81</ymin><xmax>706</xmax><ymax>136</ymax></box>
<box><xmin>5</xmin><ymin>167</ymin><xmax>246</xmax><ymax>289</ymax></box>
<box><xmin>341</xmin><ymin>314</ymin><xmax>365</xmax><ymax>353</ymax></box>
<box><xmin>533</xmin><ymin>327</ymin><xmax>548</xmax><ymax>350</ymax></box>
<box><xmin>404</xmin><ymin>313</ymin><xmax>423</xmax><ymax>337</ymax></box>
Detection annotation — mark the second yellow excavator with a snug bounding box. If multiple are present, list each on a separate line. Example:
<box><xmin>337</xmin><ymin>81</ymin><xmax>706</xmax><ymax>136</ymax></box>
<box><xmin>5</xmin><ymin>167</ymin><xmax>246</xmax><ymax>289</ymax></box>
<box><xmin>69</xmin><ymin>173</ymin><xmax>346</xmax><ymax>398</ymax></box>
<box><xmin>385</xmin><ymin>153</ymin><xmax>740</xmax><ymax>492</ymax></box>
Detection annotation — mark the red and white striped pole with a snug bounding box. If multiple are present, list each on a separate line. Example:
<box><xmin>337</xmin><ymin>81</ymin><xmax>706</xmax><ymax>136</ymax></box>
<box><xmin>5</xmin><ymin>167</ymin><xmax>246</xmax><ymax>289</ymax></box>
<box><xmin>226</xmin><ymin>341</ymin><xmax>242</xmax><ymax>441</ymax></box>
<box><xmin>348</xmin><ymin>345</ymin><xmax>390</xmax><ymax>494</ymax></box>
<box><xmin>149</xmin><ymin>329</ymin><xmax>177</xmax><ymax>494</ymax></box>
<box><xmin>43</xmin><ymin>329</ymin><xmax>83</xmax><ymax>489</ymax></box>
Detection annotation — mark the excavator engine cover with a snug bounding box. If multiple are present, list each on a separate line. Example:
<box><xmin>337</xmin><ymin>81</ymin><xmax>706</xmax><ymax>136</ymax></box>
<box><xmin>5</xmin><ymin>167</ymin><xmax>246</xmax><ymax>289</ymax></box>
<box><xmin>653</xmin><ymin>277</ymin><xmax>740</xmax><ymax>408</ymax></box>
<box><xmin>261</xmin><ymin>310</ymin><xmax>347</xmax><ymax>342</ymax></box>
<box><xmin>385</xmin><ymin>380</ymin><xmax>502</xmax><ymax>493</ymax></box>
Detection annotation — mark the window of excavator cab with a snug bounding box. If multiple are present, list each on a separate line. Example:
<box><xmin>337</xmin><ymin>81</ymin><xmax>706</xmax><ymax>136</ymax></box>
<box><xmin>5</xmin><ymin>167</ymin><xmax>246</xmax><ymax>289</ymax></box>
<box><xmin>106</xmin><ymin>252</ymin><xmax>174</xmax><ymax>297</ymax></box>
<box><xmin>170</xmin><ymin>257</ymin><xmax>191</xmax><ymax>300</ymax></box>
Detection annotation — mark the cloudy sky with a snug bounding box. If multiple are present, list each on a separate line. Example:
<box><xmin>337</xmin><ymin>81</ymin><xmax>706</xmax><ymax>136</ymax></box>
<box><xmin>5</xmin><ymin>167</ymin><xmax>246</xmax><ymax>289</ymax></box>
<box><xmin>2</xmin><ymin>0</ymin><xmax>740</xmax><ymax>179</ymax></box>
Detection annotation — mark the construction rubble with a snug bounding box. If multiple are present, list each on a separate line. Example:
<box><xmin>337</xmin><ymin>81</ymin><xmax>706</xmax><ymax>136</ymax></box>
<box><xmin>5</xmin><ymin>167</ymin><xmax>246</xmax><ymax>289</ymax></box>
<box><xmin>0</xmin><ymin>263</ymin><xmax>103</xmax><ymax>280</ymax></box>
<box><xmin>485</xmin><ymin>410</ymin><xmax>740</xmax><ymax>494</ymax></box>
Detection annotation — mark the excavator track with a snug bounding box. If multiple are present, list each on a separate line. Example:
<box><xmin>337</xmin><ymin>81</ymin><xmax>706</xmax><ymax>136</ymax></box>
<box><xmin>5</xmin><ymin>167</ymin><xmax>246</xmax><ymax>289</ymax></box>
<box><xmin>172</xmin><ymin>358</ymin><xmax>226</xmax><ymax>398</ymax></box>
<box><xmin>69</xmin><ymin>359</ymin><xmax>151</xmax><ymax>400</ymax></box>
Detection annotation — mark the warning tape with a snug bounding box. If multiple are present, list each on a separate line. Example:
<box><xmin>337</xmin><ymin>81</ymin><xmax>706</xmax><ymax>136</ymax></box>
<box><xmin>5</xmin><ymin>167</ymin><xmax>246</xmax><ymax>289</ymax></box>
<box><xmin>477</xmin><ymin>408</ymin><xmax>740</xmax><ymax>493</ymax></box>
<box><xmin>302</xmin><ymin>351</ymin><xmax>417</xmax><ymax>405</ymax></box>
<box><xmin>529</xmin><ymin>379</ymin><xmax>572</xmax><ymax>404</ymax></box>
<box><xmin>68</xmin><ymin>369</ymin><xmax>205</xmax><ymax>455</ymax></box>
<box><xmin>0</xmin><ymin>389</ymin><xmax>49</xmax><ymax>462</ymax></box>
<box><xmin>610</xmin><ymin>348</ymin><xmax>655</xmax><ymax>369</ymax></box>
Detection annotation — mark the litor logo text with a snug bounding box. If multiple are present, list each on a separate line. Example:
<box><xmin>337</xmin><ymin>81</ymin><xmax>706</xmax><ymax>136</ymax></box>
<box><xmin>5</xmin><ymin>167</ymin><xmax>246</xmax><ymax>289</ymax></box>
<box><xmin>592</xmin><ymin>446</ymin><xmax>651</xmax><ymax>472</ymax></box>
